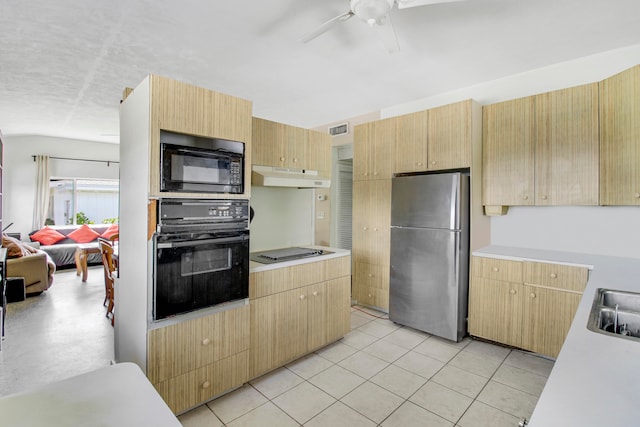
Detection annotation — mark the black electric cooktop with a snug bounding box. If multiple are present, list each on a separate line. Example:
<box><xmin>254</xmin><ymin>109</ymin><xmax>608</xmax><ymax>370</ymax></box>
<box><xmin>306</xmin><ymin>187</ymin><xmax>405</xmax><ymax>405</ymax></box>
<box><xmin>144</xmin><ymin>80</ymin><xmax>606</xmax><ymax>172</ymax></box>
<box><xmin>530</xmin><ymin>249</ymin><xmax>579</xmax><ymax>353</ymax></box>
<box><xmin>250</xmin><ymin>247</ymin><xmax>332</xmax><ymax>264</ymax></box>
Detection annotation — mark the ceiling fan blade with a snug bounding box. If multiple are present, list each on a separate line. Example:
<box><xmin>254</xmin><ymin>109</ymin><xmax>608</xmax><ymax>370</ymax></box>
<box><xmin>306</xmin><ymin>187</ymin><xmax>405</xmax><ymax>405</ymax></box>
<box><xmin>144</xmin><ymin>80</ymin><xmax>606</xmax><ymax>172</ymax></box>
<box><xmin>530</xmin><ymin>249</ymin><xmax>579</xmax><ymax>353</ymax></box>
<box><xmin>373</xmin><ymin>13</ymin><xmax>400</xmax><ymax>53</ymax></box>
<box><xmin>301</xmin><ymin>11</ymin><xmax>354</xmax><ymax>43</ymax></box>
<box><xmin>396</xmin><ymin>0</ymin><xmax>466</xmax><ymax>10</ymax></box>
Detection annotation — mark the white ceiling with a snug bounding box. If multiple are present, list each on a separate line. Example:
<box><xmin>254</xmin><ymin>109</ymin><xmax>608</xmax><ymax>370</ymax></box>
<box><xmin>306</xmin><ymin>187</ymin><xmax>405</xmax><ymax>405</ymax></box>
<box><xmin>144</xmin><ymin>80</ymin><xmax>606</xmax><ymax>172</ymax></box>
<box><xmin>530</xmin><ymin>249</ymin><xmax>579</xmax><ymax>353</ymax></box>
<box><xmin>1</xmin><ymin>0</ymin><xmax>640</xmax><ymax>144</ymax></box>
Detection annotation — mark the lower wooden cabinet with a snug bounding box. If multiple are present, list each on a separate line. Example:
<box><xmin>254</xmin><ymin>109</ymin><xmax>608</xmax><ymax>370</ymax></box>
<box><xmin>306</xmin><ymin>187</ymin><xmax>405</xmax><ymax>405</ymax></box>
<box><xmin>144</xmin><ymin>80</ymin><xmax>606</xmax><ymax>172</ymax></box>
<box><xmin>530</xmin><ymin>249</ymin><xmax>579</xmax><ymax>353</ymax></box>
<box><xmin>249</xmin><ymin>256</ymin><xmax>351</xmax><ymax>378</ymax></box>
<box><xmin>147</xmin><ymin>305</ymin><xmax>250</xmax><ymax>413</ymax></box>
<box><xmin>468</xmin><ymin>256</ymin><xmax>588</xmax><ymax>358</ymax></box>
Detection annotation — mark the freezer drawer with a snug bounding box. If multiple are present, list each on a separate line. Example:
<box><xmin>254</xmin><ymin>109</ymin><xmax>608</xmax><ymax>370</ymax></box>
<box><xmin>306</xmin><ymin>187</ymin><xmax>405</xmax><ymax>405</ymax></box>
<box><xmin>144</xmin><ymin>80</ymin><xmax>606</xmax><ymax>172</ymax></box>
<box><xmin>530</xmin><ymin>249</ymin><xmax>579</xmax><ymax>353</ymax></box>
<box><xmin>389</xmin><ymin>226</ymin><xmax>468</xmax><ymax>341</ymax></box>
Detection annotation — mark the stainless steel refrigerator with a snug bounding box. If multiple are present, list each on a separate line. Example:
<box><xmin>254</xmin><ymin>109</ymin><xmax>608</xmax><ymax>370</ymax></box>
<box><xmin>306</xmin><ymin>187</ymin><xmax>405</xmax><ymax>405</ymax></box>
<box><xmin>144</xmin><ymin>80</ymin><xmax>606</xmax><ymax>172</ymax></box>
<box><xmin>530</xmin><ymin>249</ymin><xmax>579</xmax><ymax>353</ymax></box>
<box><xmin>389</xmin><ymin>171</ymin><xmax>470</xmax><ymax>342</ymax></box>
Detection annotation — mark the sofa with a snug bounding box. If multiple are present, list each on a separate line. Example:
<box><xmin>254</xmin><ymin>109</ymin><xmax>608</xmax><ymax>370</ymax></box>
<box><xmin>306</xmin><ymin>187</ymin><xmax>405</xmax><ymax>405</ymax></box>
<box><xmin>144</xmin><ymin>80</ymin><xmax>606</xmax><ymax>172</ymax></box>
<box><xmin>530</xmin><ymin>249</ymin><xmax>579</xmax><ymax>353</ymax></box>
<box><xmin>28</xmin><ymin>224</ymin><xmax>119</xmax><ymax>268</ymax></box>
<box><xmin>2</xmin><ymin>234</ymin><xmax>56</xmax><ymax>295</ymax></box>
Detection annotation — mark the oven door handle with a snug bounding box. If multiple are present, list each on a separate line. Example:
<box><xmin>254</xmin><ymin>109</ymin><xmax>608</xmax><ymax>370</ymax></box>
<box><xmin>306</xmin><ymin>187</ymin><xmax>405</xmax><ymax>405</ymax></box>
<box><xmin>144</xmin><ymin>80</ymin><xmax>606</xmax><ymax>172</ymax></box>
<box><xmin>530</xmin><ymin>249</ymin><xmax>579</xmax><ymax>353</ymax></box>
<box><xmin>156</xmin><ymin>235</ymin><xmax>248</xmax><ymax>249</ymax></box>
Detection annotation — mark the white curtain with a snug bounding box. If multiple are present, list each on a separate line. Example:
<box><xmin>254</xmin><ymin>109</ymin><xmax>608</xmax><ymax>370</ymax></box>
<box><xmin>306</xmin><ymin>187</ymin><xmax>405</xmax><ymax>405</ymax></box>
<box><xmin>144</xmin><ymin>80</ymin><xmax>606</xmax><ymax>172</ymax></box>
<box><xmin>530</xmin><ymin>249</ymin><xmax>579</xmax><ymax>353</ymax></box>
<box><xmin>32</xmin><ymin>155</ymin><xmax>50</xmax><ymax>230</ymax></box>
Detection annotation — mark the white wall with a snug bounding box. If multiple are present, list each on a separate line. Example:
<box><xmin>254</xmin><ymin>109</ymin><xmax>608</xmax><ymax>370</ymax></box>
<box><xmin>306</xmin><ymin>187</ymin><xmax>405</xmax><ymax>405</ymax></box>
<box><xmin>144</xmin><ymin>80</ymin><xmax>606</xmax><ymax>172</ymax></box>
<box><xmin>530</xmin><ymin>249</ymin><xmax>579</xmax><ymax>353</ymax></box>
<box><xmin>249</xmin><ymin>186</ymin><xmax>314</xmax><ymax>252</ymax></box>
<box><xmin>380</xmin><ymin>44</ymin><xmax>640</xmax><ymax>259</ymax></box>
<box><xmin>3</xmin><ymin>135</ymin><xmax>119</xmax><ymax>239</ymax></box>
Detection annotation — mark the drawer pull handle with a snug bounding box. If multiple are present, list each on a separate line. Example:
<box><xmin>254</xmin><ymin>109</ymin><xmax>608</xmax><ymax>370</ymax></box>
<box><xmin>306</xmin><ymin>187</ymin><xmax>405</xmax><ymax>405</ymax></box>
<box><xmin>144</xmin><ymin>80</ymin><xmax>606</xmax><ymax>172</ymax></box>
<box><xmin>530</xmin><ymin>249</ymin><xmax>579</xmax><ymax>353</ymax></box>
<box><xmin>550</xmin><ymin>273</ymin><xmax>557</xmax><ymax>279</ymax></box>
<box><xmin>313</xmin><ymin>291</ymin><xmax>318</xmax><ymax>297</ymax></box>
<box><xmin>300</xmin><ymin>295</ymin><xmax>306</xmax><ymax>301</ymax></box>
<box><xmin>492</xmin><ymin>267</ymin><xmax>499</xmax><ymax>272</ymax></box>
<box><xmin>635</xmin><ymin>192</ymin><xmax>640</xmax><ymax>199</ymax></box>
<box><xmin>510</xmin><ymin>289</ymin><xmax>517</xmax><ymax>295</ymax></box>
<box><xmin>541</xmin><ymin>195</ymin><xmax>548</xmax><ymax>200</ymax></box>
<box><xmin>530</xmin><ymin>292</ymin><xmax>536</xmax><ymax>299</ymax></box>
<box><xmin>523</xmin><ymin>195</ymin><xmax>529</xmax><ymax>200</ymax></box>
<box><xmin>202</xmin><ymin>338</ymin><xmax>211</xmax><ymax>346</ymax></box>
<box><xmin>280</xmin><ymin>156</ymin><xmax>285</xmax><ymax>162</ymax></box>
<box><xmin>202</xmin><ymin>381</ymin><xmax>211</xmax><ymax>389</ymax></box>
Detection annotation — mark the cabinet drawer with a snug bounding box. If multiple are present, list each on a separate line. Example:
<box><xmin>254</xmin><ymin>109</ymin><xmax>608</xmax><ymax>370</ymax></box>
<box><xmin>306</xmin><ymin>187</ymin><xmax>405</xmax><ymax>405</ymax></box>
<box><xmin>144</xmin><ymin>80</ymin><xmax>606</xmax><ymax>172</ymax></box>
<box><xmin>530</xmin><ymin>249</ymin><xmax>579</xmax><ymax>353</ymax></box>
<box><xmin>523</xmin><ymin>261</ymin><xmax>588</xmax><ymax>292</ymax></box>
<box><xmin>471</xmin><ymin>256</ymin><xmax>523</xmax><ymax>283</ymax></box>
<box><xmin>154</xmin><ymin>351</ymin><xmax>249</xmax><ymax>414</ymax></box>
<box><xmin>326</xmin><ymin>256</ymin><xmax>351</xmax><ymax>280</ymax></box>
<box><xmin>250</xmin><ymin>261</ymin><xmax>329</xmax><ymax>299</ymax></box>
<box><xmin>147</xmin><ymin>305</ymin><xmax>249</xmax><ymax>384</ymax></box>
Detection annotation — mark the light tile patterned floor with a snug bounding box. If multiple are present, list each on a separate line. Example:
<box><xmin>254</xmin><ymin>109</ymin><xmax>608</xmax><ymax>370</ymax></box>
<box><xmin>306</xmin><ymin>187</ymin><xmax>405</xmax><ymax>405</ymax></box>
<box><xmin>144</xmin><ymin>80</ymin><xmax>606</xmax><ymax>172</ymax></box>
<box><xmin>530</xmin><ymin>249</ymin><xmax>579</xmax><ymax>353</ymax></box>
<box><xmin>179</xmin><ymin>306</ymin><xmax>554</xmax><ymax>427</ymax></box>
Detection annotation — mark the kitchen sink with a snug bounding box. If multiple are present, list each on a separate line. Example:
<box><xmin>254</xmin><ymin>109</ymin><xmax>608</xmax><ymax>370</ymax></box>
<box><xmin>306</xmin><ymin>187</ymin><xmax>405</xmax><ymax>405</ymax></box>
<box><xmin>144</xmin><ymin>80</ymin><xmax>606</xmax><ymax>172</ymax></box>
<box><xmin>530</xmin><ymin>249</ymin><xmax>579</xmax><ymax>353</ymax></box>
<box><xmin>588</xmin><ymin>288</ymin><xmax>640</xmax><ymax>341</ymax></box>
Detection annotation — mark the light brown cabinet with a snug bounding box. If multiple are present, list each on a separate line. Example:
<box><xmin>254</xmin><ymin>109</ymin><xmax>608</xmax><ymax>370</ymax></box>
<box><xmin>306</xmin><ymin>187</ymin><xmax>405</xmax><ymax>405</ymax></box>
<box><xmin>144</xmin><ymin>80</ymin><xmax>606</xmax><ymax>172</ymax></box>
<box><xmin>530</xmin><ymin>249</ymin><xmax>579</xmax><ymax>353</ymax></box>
<box><xmin>353</xmin><ymin>117</ymin><xmax>396</xmax><ymax>180</ymax></box>
<box><xmin>600</xmin><ymin>65</ymin><xmax>640</xmax><ymax>205</ymax></box>
<box><xmin>394</xmin><ymin>100</ymin><xmax>473</xmax><ymax>174</ymax></box>
<box><xmin>252</xmin><ymin>117</ymin><xmax>331</xmax><ymax>174</ymax></box>
<box><xmin>351</xmin><ymin>180</ymin><xmax>391</xmax><ymax>310</ymax></box>
<box><xmin>468</xmin><ymin>256</ymin><xmax>588</xmax><ymax>358</ymax></box>
<box><xmin>483</xmin><ymin>83</ymin><xmax>599</xmax><ymax>209</ymax></box>
<box><xmin>249</xmin><ymin>256</ymin><xmax>351</xmax><ymax>378</ymax></box>
<box><xmin>147</xmin><ymin>305</ymin><xmax>250</xmax><ymax>413</ymax></box>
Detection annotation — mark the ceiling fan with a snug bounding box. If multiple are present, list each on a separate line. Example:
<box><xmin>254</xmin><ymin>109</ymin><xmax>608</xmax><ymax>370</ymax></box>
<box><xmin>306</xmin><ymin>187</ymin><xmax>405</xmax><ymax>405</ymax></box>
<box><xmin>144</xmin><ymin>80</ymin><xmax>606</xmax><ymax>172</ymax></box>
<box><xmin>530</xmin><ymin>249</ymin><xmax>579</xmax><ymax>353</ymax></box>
<box><xmin>301</xmin><ymin>0</ymin><xmax>466</xmax><ymax>52</ymax></box>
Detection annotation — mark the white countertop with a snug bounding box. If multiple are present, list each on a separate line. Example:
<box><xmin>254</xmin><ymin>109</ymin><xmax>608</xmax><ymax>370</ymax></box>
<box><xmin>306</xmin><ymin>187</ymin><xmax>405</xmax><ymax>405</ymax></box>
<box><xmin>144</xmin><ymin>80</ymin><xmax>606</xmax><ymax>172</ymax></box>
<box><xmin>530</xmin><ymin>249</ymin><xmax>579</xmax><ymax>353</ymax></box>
<box><xmin>474</xmin><ymin>246</ymin><xmax>640</xmax><ymax>426</ymax></box>
<box><xmin>250</xmin><ymin>245</ymin><xmax>350</xmax><ymax>273</ymax></box>
<box><xmin>0</xmin><ymin>362</ymin><xmax>181</xmax><ymax>427</ymax></box>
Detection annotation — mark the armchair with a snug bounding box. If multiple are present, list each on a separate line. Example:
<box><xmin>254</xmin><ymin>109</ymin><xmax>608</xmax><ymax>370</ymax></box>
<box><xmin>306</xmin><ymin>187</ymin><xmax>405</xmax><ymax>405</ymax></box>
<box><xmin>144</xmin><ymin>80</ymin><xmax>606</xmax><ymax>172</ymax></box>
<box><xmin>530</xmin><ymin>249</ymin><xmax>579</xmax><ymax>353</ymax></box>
<box><xmin>6</xmin><ymin>251</ymin><xmax>55</xmax><ymax>295</ymax></box>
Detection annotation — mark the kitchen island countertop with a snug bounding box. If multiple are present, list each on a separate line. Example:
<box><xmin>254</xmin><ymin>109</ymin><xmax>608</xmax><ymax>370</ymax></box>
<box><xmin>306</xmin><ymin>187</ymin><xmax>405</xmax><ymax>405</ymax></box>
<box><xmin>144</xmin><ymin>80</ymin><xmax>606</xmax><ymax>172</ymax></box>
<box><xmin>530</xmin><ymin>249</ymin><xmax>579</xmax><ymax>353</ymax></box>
<box><xmin>473</xmin><ymin>245</ymin><xmax>640</xmax><ymax>426</ymax></box>
<box><xmin>250</xmin><ymin>245</ymin><xmax>350</xmax><ymax>273</ymax></box>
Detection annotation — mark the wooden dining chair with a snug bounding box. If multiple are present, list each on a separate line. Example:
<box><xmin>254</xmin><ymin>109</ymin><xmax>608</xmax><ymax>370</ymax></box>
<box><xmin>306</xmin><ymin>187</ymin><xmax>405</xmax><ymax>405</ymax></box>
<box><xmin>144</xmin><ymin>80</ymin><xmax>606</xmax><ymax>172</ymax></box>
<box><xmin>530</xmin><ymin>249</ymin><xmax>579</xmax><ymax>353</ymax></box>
<box><xmin>98</xmin><ymin>237</ymin><xmax>117</xmax><ymax>326</ymax></box>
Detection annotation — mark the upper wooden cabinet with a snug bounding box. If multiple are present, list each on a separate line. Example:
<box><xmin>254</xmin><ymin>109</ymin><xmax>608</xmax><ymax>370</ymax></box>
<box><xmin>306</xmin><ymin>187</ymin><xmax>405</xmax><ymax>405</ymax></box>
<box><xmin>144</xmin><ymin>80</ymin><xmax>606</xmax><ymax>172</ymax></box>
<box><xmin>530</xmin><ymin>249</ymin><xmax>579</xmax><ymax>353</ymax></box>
<box><xmin>534</xmin><ymin>84</ymin><xmax>599</xmax><ymax>205</ymax></box>
<box><xmin>483</xmin><ymin>97</ymin><xmax>535</xmax><ymax>206</ymax></box>
<box><xmin>600</xmin><ymin>65</ymin><xmax>640</xmax><ymax>205</ymax></box>
<box><xmin>394</xmin><ymin>100</ymin><xmax>473</xmax><ymax>174</ymax></box>
<box><xmin>483</xmin><ymin>83</ymin><xmax>599</xmax><ymax>208</ymax></box>
<box><xmin>354</xmin><ymin>117</ymin><xmax>396</xmax><ymax>180</ymax></box>
<box><xmin>252</xmin><ymin>117</ymin><xmax>331</xmax><ymax>175</ymax></box>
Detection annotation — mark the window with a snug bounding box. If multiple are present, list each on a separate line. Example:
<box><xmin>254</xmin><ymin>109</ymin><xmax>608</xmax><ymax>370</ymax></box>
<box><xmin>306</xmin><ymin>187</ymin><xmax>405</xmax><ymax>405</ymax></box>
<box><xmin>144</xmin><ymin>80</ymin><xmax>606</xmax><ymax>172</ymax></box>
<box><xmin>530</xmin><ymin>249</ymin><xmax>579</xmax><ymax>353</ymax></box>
<box><xmin>48</xmin><ymin>178</ymin><xmax>119</xmax><ymax>225</ymax></box>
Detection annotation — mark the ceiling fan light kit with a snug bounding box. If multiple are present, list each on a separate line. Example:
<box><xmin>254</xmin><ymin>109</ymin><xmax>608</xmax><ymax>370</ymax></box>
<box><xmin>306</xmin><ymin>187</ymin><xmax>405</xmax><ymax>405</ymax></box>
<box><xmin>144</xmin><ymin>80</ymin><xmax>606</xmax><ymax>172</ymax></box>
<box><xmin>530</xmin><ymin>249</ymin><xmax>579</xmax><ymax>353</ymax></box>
<box><xmin>351</xmin><ymin>0</ymin><xmax>394</xmax><ymax>26</ymax></box>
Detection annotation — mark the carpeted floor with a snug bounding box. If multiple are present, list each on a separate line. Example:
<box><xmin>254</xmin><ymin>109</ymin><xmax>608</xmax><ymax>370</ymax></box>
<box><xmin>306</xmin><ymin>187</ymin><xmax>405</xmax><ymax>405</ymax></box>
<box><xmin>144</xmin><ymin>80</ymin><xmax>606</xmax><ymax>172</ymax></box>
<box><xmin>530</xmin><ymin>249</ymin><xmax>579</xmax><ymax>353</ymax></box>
<box><xmin>0</xmin><ymin>266</ymin><xmax>114</xmax><ymax>397</ymax></box>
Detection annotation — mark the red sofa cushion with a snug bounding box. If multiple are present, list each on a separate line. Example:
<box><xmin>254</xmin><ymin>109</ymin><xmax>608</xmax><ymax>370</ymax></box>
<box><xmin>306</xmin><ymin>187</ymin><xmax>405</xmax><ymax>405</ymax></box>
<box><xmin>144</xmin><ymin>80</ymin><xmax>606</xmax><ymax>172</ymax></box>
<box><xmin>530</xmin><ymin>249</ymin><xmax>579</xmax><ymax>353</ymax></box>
<box><xmin>100</xmin><ymin>224</ymin><xmax>119</xmax><ymax>240</ymax></box>
<box><xmin>68</xmin><ymin>224</ymin><xmax>100</xmax><ymax>243</ymax></box>
<box><xmin>30</xmin><ymin>226</ymin><xmax>66</xmax><ymax>246</ymax></box>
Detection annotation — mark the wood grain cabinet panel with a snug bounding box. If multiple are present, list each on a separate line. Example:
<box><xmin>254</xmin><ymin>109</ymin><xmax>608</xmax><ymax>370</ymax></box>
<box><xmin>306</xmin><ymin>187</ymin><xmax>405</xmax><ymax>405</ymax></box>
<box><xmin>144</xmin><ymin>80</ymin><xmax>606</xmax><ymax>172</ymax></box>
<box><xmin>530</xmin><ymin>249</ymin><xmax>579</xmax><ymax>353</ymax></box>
<box><xmin>534</xmin><ymin>83</ymin><xmax>599</xmax><ymax>205</ymax></box>
<box><xmin>395</xmin><ymin>110</ymin><xmax>428</xmax><ymax>173</ymax></box>
<box><xmin>249</xmin><ymin>256</ymin><xmax>351</xmax><ymax>379</ymax></box>
<box><xmin>522</xmin><ymin>285</ymin><xmax>582</xmax><ymax>358</ymax></box>
<box><xmin>469</xmin><ymin>256</ymin><xmax>588</xmax><ymax>358</ymax></box>
<box><xmin>468</xmin><ymin>277</ymin><xmax>523</xmax><ymax>348</ymax></box>
<box><xmin>427</xmin><ymin>100</ymin><xmax>472</xmax><ymax>170</ymax></box>
<box><xmin>600</xmin><ymin>65</ymin><xmax>640</xmax><ymax>205</ymax></box>
<box><xmin>354</xmin><ymin>118</ymin><xmax>396</xmax><ymax>180</ymax></box>
<box><xmin>483</xmin><ymin>97</ymin><xmax>535</xmax><ymax>206</ymax></box>
<box><xmin>307</xmin><ymin>130</ymin><xmax>332</xmax><ymax>176</ymax></box>
<box><xmin>352</xmin><ymin>180</ymin><xmax>391</xmax><ymax>311</ymax></box>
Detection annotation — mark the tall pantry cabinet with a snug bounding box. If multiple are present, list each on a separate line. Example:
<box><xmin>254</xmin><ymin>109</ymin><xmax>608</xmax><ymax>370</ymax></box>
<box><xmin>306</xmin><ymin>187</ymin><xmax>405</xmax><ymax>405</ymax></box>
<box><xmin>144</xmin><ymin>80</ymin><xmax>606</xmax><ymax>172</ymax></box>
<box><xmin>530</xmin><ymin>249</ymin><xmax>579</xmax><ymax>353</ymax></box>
<box><xmin>352</xmin><ymin>100</ymin><xmax>487</xmax><ymax>311</ymax></box>
<box><xmin>118</xmin><ymin>75</ymin><xmax>252</xmax><ymax>413</ymax></box>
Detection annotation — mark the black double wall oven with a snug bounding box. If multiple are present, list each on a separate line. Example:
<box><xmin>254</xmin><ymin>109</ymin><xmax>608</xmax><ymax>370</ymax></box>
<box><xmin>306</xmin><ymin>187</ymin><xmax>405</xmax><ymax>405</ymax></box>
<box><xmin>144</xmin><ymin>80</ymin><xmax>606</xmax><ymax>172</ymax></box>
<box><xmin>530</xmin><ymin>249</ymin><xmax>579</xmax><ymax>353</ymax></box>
<box><xmin>153</xmin><ymin>199</ymin><xmax>250</xmax><ymax>321</ymax></box>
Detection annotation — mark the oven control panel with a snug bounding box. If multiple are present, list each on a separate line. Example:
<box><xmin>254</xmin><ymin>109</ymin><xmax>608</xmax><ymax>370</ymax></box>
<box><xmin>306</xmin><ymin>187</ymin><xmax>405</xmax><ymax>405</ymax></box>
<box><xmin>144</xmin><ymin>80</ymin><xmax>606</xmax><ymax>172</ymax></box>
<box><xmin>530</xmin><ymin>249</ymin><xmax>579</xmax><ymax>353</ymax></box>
<box><xmin>158</xmin><ymin>199</ymin><xmax>249</xmax><ymax>224</ymax></box>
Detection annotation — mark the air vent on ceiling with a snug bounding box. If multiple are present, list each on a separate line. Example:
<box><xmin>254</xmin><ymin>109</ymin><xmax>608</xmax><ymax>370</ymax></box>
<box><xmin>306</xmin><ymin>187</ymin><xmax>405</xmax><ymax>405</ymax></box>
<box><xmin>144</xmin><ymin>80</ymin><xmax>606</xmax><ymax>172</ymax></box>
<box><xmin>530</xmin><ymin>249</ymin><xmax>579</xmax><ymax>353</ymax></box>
<box><xmin>328</xmin><ymin>122</ymin><xmax>349</xmax><ymax>136</ymax></box>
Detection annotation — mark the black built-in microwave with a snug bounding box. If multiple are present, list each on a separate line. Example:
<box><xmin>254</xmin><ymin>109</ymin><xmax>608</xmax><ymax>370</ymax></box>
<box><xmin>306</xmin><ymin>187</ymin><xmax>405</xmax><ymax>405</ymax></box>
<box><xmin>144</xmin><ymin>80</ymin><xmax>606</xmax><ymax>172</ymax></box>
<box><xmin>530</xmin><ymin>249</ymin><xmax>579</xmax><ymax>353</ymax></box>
<box><xmin>160</xmin><ymin>129</ymin><xmax>244</xmax><ymax>194</ymax></box>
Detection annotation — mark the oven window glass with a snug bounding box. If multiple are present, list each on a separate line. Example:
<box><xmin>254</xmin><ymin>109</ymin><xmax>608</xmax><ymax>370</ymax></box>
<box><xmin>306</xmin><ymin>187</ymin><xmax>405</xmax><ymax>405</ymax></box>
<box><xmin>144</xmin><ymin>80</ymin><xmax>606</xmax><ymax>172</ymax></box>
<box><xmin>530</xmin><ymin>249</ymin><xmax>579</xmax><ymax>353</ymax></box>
<box><xmin>181</xmin><ymin>248</ymin><xmax>231</xmax><ymax>276</ymax></box>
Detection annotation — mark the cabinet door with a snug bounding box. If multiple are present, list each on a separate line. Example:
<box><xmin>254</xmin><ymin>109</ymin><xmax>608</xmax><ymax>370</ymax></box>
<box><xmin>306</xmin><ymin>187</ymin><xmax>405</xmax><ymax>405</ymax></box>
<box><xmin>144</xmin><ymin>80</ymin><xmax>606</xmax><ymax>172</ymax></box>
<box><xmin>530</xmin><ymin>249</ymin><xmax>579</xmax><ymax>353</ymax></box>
<box><xmin>600</xmin><ymin>65</ymin><xmax>640</xmax><ymax>205</ymax></box>
<box><xmin>252</xmin><ymin>117</ymin><xmax>286</xmax><ymax>167</ymax></box>
<box><xmin>353</xmin><ymin>262</ymin><xmax>390</xmax><ymax>310</ymax></box>
<box><xmin>427</xmin><ymin>100</ymin><xmax>471</xmax><ymax>170</ymax></box>
<box><xmin>306</xmin><ymin>282</ymin><xmax>327</xmax><ymax>351</ymax></box>
<box><xmin>307</xmin><ymin>130</ymin><xmax>331</xmax><ymax>176</ymax></box>
<box><xmin>535</xmin><ymin>83</ymin><xmax>599</xmax><ymax>205</ymax></box>
<box><xmin>395</xmin><ymin>110</ymin><xmax>428</xmax><ymax>173</ymax></box>
<box><xmin>521</xmin><ymin>286</ymin><xmax>582</xmax><ymax>358</ymax></box>
<box><xmin>468</xmin><ymin>277</ymin><xmax>523</xmax><ymax>348</ymax></box>
<box><xmin>352</xmin><ymin>180</ymin><xmax>391</xmax><ymax>265</ymax></box>
<box><xmin>483</xmin><ymin>97</ymin><xmax>535</xmax><ymax>206</ymax></box>
<box><xmin>326</xmin><ymin>277</ymin><xmax>351</xmax><ymax>343</ymax></box>
<box><xmin>250</xmin><ymin>289</ymin><xmax>307</xmax><ymax>377</ymax></box>
<box><xmin>353</xmin><ymin>119</ymin><xmax>396</xmax><ymax>180</ymax></box>
<box><xmin>286</xmin><ymin>124</ymin><xmax>307</xmax><ymax>169</ymax></box>
<box><xmin>147</xmin><ymin>305</ymin><xmax>249</xmax><ymax>384</ymax></box>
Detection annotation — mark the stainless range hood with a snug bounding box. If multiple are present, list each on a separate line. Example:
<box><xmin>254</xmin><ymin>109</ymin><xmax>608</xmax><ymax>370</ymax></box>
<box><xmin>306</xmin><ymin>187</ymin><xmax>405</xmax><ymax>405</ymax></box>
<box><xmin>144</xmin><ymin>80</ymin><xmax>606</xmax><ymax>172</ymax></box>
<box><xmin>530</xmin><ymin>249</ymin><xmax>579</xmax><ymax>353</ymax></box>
<box><xmin>251</xmin><ymin>165</ymin><xmax>330</xmax><ymax>188</ymax></box>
